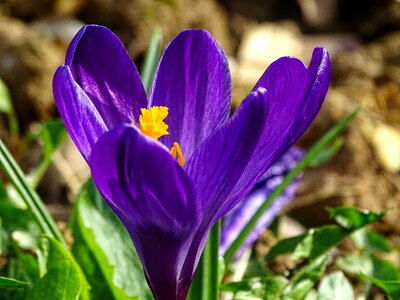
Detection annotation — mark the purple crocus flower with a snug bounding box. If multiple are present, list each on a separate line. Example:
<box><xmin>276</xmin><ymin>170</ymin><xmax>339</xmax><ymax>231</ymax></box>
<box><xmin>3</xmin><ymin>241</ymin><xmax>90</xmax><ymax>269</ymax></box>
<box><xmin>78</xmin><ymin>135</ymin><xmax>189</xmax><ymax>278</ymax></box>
<box><xmin>220</xmin><ymin>147</ymin><xmax>304</xmax><ymax>260</ymax></box>
<box><xmin>53</xmin><ymin>25</ymin><xmax>330</xmax><ymax>300</ymax></box>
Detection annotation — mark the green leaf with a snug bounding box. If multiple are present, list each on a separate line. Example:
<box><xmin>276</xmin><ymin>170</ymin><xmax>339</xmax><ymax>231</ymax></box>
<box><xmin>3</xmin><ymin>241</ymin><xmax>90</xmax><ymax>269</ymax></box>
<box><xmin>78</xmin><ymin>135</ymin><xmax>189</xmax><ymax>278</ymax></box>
<box><xmin>359</xmin><ymin>274</ymin><xmax>400</xmax><ymax>300</ymax></box>
<box><xmin>0</xmin><ymin>277</ymin><xmax>29</xmax><ymax>289</ymax></box>
<box><xmin>26</xmin><ymin>118</ymin><xmax>67</xmax><ymax>188</ymax></box>
<box><xmin>27</xmin><ymin>237</ymin><xmax>89</xmax><ymax>300</ymax></box>
<box><xmin>71</xmin><ymin>214</ymin><xmax>114</xmax><ymax>300</ymax></box>
<box><xmin>220</xmin><ymin>276</ymin><xmax>287</xmax><ymax>300</ymax></box>
<box><xmin>283</xmin><ymin>279</ymin><xmax>313</xmax><ymax>300</ymax></box>
<box><xmin>0</xmin><ymin>79</ymin><xmax>19</xmax><ymax>136</ymax></box>
<box><xmin>337</xmin><ymin>254</ymin><xmax>400</xmax><ymax>281</ymax></box>
<box><xmin>0</xmin><ymin>139</ymin><xmax>65</xmax><ymax>245</ymax></box>
<box><xmin>73</xmin><ymin>179</ymin><xmax>151</xmax><ymax>300</ymax></box>
<box><xmin>283</xmin><ymin>255</ymin><xmax>328</xmax><ymax>300</ymax></box>
<box><xmin>352</xmin><ymin>229</ymin><xmax>392</xmax><ymax>253</ymax></box>
<box><xmin>304</xmin><ymin>289</ymin><xmax>318</xmax><ymax>300</ymax></box>
<box><xmin>266</xmin><ymin>207</ymin><xmax>384</xmax><ymax>261</ymax></box>
<box><xmin>292</xmin><ymin>255</ymin><xmax>328</xmax><ymax>283</ymax></box>
<box><xmin>328</xmin><ymin>207</ymin><xmax>385</xmax><ymax>230</ymax></box>
<box><xmin>0</xmin><ymin>201</ymin><xmax>41</xmax><ymax>250</ymax></box>
<box><xmin>141</xmin><ymin>28</ymin><xmax>162</xmax><ymax>96</ymax></box>
<box><xmin>224</xmin><ymin>109</ymin><xmax>360</xmax><ymax>265</ymax></box>
<box><xmin>309</xmin><ymin>136</ymin><xmax>344</xmax><ymax>167</ymax></box>
<box><xmin>318</xmin><ymin>271</ymin><xmax>355</xmax><ymax>300</ymax></box>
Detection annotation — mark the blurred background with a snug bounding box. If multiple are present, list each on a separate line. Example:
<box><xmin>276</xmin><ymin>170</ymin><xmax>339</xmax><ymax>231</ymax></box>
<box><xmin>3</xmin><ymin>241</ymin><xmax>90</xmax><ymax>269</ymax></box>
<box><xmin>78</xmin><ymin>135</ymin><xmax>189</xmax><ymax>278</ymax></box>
<box><xmin>0</xmin><ymin>0</ymin><xmax>400</xmax><ymax>267</ymax></box>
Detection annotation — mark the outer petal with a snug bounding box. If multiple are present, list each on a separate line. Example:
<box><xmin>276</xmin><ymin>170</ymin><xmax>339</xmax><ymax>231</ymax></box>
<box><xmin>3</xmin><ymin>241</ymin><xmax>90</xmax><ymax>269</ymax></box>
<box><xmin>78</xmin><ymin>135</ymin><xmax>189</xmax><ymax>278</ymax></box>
<box><xmin>187</xmin><ymin>48</ymin><xmax>329</xmax><ymax>225</ymax></box>
<box><xmin>220</xmin><ymin>147</ymin><xmax>304</xmax><ymax>258</ymax></box>
<box><xmin>150</xmin><ymin>29</ymin><xmax>231</xmax><ymax>158</ymax></box>
<box><xmin>53</xmin><ymin>65</ymin><xmax>107</xmax><ymax>162</ymax></box>
<box><xmin>185</xmin><ymin>88</ymin><xmax>270</xmax><ymax>224</ymax></box>
<box><xmin>230</xmin><ymin>48</ymin><xmax>330</xmax><ymax>207</ymax></box>
<box><xmin>90</xmin><ymin>125</ymin><xmax>201</xmax><ymax>300</ymax></box>
<box><xmin>66</xmin><ymin>25</ymin><xmax>147</xmax><ymax>127</ymax></box>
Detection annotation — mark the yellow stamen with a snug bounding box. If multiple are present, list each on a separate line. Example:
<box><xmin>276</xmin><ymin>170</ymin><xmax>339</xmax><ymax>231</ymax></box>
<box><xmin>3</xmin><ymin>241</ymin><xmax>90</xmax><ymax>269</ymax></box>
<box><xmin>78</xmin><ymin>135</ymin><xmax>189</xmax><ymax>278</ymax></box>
<box><xmin>139</xmin><ymin>106</ymin><xmax>169</xmax><ymax>139</ymax></box>
<box><xmin>138</xmin><ymin>106</ymin><xmax>185</xmax><ymax>167</ymax></box>
<box><xmin>170</xmin><ymin>142</ymin><xmax>185</xmax><ymax>167</ymax></box>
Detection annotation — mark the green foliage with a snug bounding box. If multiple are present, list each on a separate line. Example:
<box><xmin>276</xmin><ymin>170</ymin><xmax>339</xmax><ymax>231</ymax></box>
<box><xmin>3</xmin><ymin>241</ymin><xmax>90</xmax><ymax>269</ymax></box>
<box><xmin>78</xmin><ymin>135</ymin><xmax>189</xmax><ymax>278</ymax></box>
<box><xmin>0</xmin><ymin>277</ymin><xmax>29</xmax><ymax>289</ymax></box>
<box><xmin>27</xmin><ymin>237</ymin><xmax>89</xmax><ymax>300</ymax></box>
<box><xmin>284</xmin><ymin>255</ymin><xmax>328</xmax><ymax>299</ymax></box>
<box><xmin>0</xmin><ymin>139</ymin><xmax>65</xmax><ymax>244</ymax></box>
<box><xmin>72</xmin><ymin>179</ymin><xmax>151</xmax><ymax>300</ymax></box>
<box><xmin>140</xmin><ymin>28</ymin><xmax>162</xmax><ymax>96</ymax></box>
<box><xmin>359</xmin><ymin>274</ymin><xmax>400</xmax><ymax>300</ymax></box>
<box><xmin>337</xmin><ymin>254</ymin><xmax>400</xmax><ymax>281</ymax></box>
<box><xmin>265</xmin><ymin>207</ymin><xmax>385</xmax><ymax>261</ymax></box>
<box><xmin>317</xmin><ymin>271</ymin><xmax>355</xmax><ymax>300</ymax></box>
<box><xmin>221</xmin><ymin>275</ymin><xmax>288</xmax><ymax>299</ymax></box>
<box><xmin>352</xmin><ymin>228</ymin><xmax>392</xmax><ymax>253</ymax></box>
<box><xmin>26</xmin><ymin>119</ymin><xmax>67</xmax><ymax>188</ymax></box>
<box><xmin>0</xmin><ymin>79</ymin><xmax>19</xmax><ymax>136</ymax></box>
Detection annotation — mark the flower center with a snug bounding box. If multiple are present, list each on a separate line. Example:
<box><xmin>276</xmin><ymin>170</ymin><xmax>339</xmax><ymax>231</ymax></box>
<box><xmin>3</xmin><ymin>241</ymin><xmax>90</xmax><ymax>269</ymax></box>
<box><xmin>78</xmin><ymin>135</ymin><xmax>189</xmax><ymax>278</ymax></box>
<box><xmin>139</xmin><ymin>106</ymin><xmax>169</xmax><ymax>140</ymax></box>
<box><xmin>139</xmin><ymin>106</ymin><xmax>185</xmax><ymax>167</ymax></box>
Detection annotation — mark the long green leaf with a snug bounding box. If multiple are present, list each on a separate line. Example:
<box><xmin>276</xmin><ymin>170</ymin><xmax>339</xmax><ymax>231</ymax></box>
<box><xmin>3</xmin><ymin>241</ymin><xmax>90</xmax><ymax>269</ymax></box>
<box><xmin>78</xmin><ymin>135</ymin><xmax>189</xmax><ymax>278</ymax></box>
<box><xmin>224</xmin><ymin>108</ymin><xmax>360</xmax><ymax>265</ymax></box>
<box><xmin>0</xmin><ymin>139</ymin><xmax>65</xmax><ymax>245</ymax></box>
<box><xmin>73</xmin><ymin>179</ymin><xmax>151</xmax><ymax>300</ymax></box>
<box><xmin>141</xmin><ymin>27</ymin><xmax>162</xmax><ymax>96</ymax></box>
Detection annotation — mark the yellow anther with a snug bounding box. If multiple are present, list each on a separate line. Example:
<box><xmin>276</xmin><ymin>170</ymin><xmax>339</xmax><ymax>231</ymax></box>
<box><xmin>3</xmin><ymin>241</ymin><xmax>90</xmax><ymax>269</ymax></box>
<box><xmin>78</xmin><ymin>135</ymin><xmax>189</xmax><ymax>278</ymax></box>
<box><xmin>170</xmin><ymin>142</ymin><xmax>185</xmax><ymax>167</ymax></box>
<box><xmin>139</xmin><ymin>106</ymin><xmax>169</xmax><ymax>139</ymax></box>
<box><xmin>138</xmin><ymin>106</ymin><xmax>185</xmax><ymax>167</ymax></box>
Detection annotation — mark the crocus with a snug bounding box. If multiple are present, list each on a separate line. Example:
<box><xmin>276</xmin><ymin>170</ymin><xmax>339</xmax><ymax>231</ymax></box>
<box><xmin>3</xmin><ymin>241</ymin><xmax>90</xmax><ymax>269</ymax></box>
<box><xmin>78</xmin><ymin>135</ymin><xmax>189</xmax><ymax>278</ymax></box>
<box><xmin>53</xmin><ymin>25</ymin><xmax>330</xmax><ymax>300</ymax></box>
<box><xmin>220</xmin><ymin>147</ymin><xmax>304</xmax><ymax>259</ymax></box>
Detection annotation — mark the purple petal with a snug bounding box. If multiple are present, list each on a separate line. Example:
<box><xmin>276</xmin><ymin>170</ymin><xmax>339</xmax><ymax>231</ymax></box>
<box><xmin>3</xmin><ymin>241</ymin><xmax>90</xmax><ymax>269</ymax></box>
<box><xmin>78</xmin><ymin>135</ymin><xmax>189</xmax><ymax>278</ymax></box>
<box><xmin>220</xmin><ymin>147</ymin><xmax>304</xmax><ymax>258</ymax></box>
<box><xmin>66</xmin><ymin>25</ymin><xmax>147</xmax><ymax>127</ymax></box>
<box><xmin>228</xmin><ymin>48</ymin><xmax>329</xmax><ymax>205</ymax></box>
<box><xmin>53</xmin><ymin>65</ymin><xmax>107</xmax><ymax>162</ymax></box>
<box><xmin>150</xmin><ymin>29</ymin><xmax>231</xmax><ymax>159</ymax></box>
<box><xmin>90</xmin><ymin>125</ymin><xmax>201</xmax><ymax>300</ymax></box>
<box><xmin>186</xmin><ymin>48</ymin><xmax>329</xmax><ymax>227</ymax></box>
<box><xmin>185</xmin><ymin>88</ymin><xmax>270</xmax><ymax>224</ymax></box>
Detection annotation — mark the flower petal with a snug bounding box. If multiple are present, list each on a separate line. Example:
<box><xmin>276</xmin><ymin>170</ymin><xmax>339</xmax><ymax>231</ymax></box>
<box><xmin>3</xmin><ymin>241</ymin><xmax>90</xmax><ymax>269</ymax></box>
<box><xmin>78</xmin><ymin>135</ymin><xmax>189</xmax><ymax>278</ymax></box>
<box><xmin>185</xmin><ymin>88</ymin><xmax>270</xmax><ymax>224</ymax></box>
<box><xmin>90</xmin><ymin>124</ymin><xmax>201</xmax><ymax>300</ymax></box>
<box><xmin>53</xmin><ymin>65</ymin><xmax>107</xmax><ymax>162</ymax></box>
<box><xmin>229</xmin><ymin>48</ymin><xmax>330</xmax><ymax>206</ymax></box>
<box><xmin>66</xmin><ymin>25</ymin><xmax>147</xmax><ymax>127</ymax></box>
<box><xmin>220</xmin><ymin>147</ymin><xmax>304</xmax><ymax>258</ymax></box>
<box><xmin>253</xmin><ymin>47</ymin><xmax>330</xmax><ymax>151</ymax></box>
<box><xmin>186</xmin><ymin>48</ymin><xmax>329</xmax><ymax>226</ymax></box>
<box><xmin>150</xmin><ymin>29</ymin><xmax>231</xmax><ymax>158</ymax></box>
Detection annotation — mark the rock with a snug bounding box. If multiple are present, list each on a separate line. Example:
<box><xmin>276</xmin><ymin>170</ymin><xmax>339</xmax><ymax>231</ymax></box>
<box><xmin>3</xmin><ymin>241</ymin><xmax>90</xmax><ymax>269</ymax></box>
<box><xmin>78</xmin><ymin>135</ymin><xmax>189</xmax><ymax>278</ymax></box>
<box><xmin>363</xmin><ymin>122</ymin><xmax>400</xmax><ymax>173</ymax></box>
<box><xmin>233</xmin><ymin>21</ymin><xmax>302</xmax><ymax>94</ymax></box>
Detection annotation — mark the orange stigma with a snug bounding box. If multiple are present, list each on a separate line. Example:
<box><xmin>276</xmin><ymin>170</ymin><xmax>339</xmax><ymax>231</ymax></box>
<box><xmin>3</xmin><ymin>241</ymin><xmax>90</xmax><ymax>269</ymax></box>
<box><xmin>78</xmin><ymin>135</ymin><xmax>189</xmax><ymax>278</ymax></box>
<box><xmin>170</xmin><ymin>142</ymin><xmax>185</xmax><ymax>167</ymax></box>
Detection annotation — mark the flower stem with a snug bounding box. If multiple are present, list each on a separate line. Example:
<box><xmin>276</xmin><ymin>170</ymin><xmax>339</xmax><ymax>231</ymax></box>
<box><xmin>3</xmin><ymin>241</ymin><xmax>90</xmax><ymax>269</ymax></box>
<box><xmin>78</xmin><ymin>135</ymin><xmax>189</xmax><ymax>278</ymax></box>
<box><xmin>188</xmin><ymin>220</ymin><xmax>221</xmax><ymax>300</ymax></box>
